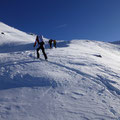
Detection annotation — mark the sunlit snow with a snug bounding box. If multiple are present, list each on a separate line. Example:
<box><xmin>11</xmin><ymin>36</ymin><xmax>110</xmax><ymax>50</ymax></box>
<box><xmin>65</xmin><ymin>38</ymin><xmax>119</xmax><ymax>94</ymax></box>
<box><xmin>0</xmin><ymin>22</ymin><xmax>120</xmax><ymax>120</ymax></box>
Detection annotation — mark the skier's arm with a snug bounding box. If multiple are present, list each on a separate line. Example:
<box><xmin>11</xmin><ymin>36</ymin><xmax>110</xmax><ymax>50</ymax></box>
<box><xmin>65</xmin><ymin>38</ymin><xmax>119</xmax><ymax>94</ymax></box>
<box><xmin>33</xmin><ymin>36</ymin><xmax>39</xmax><ymax>47</ymax></box>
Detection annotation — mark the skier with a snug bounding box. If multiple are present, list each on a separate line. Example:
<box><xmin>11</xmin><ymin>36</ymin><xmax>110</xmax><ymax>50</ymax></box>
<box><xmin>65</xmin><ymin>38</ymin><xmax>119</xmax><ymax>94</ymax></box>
<box><xmin>48</xmin><ymin>39</ymin><xmax>53</xmax><ymax>49</ymax></box>
<box><xmin>33</xmin><ymin>35</ymin><xmax>47</xmax><ymax>60</ymax></box>
<box><xmin>53</xmin><ymin>40</ymin><xmax>57</xmax><ymax>48</ymax></box>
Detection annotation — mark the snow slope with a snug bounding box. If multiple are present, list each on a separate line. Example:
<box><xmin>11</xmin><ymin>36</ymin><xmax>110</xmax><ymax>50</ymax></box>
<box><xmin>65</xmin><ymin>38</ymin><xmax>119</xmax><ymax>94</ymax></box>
<box><xmin>0</xmin><ymin>22</ymin><xmax>120</xmax><ymax>120</ymax></box>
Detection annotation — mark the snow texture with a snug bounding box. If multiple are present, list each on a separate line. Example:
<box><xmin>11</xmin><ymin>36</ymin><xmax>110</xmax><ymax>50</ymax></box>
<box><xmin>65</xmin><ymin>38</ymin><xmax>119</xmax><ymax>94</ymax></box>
<box><xmin>0</xmin><ymin>22</ymin><xmax>120</xmax><ymax>120</ymax></box>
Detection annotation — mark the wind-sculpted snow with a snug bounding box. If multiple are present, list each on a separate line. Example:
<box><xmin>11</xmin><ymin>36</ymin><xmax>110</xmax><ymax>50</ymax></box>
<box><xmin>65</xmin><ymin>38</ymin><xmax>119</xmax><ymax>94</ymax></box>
<box><xmin>97</xmin><ymin>75</ymin><xmax>120</xmax><ymax>95</ymax></box>
<box><xmin>0</xmin><ymin>22</ymin><xmax>120</xmax><ymax>120</ymax></box>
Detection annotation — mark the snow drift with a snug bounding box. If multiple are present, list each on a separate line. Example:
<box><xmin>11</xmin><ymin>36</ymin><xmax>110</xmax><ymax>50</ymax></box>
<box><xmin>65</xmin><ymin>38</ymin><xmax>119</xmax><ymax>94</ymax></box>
<box><xmin>0</xmin><ymin>22</ymin><xmax>120</xmax><ymax>120</ymax></box>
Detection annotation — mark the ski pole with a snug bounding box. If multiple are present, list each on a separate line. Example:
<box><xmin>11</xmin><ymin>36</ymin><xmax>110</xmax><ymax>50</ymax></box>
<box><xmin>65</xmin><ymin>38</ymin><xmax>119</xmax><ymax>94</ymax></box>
<box><xmin>34</xmin><ymin>48</ymin><xmax>36</xmax><ymax>59</ymax></box>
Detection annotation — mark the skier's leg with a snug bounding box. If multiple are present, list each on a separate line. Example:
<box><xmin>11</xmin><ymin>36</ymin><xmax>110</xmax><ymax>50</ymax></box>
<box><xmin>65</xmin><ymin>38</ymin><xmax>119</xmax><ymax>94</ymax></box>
<box><xmin>50</xmin><ymin>42</ymin><xmax>52</xmax><ymax>48</ymax></box>
<box><xmin>37</xmin><ymin>47</ymin><xmax>40</xmax><ymax>58</ymax></box>
<box><xmin>41</xmin><ymin>47</ymin><xmax>47</xmax><ymax>60</ymax></box>
<box><xmin>54</xmin><ymin>43</ymin><xmax>56</xmax><ymax>48</ymax></box>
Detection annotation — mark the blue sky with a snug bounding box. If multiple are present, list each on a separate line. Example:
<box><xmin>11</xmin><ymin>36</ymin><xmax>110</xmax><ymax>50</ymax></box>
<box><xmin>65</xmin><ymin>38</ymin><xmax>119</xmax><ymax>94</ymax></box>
<box><xmin>0</xmin><ymin>0</ymin><xmax>120</xmax><ymax>41</ymax></box>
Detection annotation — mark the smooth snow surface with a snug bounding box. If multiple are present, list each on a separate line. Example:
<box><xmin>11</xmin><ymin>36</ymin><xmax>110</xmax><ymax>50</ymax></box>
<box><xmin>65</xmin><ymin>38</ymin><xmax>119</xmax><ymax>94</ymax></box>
<box><xmin>0</xmin><ymin>22</ymin><xmax>120</xmax><ymax>120</ymax></box>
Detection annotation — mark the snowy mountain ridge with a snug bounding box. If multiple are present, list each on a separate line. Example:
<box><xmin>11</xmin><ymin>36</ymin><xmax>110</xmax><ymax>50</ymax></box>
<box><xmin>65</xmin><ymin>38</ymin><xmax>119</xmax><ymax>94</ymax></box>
<box><xmin>0</xmin><ymin>22</ymin><xmax>120</xmax><ymax>120</ymax></box>
<box><xmin>0</xmin><ymin>22</ymin><xmax>34</xmax><ymax>43</ymax></box>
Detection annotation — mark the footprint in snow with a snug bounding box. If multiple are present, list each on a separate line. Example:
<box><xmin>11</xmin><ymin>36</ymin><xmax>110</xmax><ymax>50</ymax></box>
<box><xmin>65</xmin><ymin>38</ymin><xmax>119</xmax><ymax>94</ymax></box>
<box><xmin>109</xmin><ymin>106</ymin><xmax>116</xmax><ymax>115</ymax></box>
